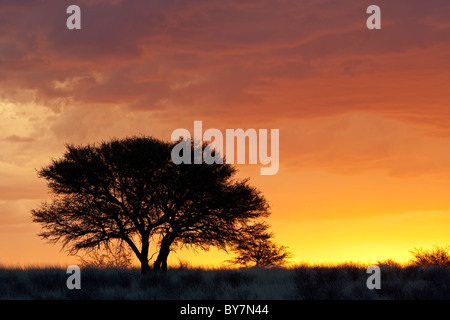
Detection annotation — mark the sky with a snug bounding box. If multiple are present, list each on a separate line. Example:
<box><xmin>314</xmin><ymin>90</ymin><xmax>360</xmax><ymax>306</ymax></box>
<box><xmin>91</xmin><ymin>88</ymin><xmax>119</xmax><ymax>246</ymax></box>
<box><xmin>1</xmin><ymin>0</ymin><xmax>450</xmax><ymax>267</ymax></box>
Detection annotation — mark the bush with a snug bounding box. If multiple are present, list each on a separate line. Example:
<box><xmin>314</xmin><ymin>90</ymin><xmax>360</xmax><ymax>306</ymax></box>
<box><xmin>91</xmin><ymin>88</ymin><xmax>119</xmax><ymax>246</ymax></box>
<box><xmin>376</xmin><ymin>259</ymin><xmax>402</xmax><ymax>268</ymax></box>
<box><xmin>409</xmin><ymin>245</ymin><xmax>450</xmax><ymax>267</ymax></box>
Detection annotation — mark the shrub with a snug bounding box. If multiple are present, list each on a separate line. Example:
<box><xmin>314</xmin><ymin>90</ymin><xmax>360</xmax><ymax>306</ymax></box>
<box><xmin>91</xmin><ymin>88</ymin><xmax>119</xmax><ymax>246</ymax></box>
<box><xmin>376</xmin><ymin>259</ymin><xmax>402</xmax><ymax>268</ymax></box>
<box><xmin>409</xmin><ymin>245</ymin><xmax>450</xmax><ymax>267</ymax></box>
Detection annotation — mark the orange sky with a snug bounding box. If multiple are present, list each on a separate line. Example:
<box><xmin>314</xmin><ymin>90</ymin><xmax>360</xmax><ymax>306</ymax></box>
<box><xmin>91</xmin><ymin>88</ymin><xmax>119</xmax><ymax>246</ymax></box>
<box><xmin>1</xmin><ymin>0</ymin><xmax>449</xmax><ymax>267</ymax></box>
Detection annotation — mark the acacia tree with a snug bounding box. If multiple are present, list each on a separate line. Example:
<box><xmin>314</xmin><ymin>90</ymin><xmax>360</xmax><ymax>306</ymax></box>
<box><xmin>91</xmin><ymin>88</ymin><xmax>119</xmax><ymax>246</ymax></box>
<box><xmin>32</xmin><ymin>136</ymin><xmax>271</xmax><ymax>274</ymax></box>
<box><xmin>227</xmin><ymin>232</ymin><xmax>292</xmax><ymax>267</ymax></box>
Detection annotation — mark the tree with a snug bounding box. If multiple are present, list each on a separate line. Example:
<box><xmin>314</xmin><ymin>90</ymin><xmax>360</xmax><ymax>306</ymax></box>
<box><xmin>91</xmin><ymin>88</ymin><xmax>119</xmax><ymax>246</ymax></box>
<box><xmin>32</xmin><ymin>136</ymin><xmax>271</xmax><ymax>274</ymax></box>
<box><xmin>227</xmin><ymin>231</ymin><xmax>292</xmax><ymax>267</ymax></box>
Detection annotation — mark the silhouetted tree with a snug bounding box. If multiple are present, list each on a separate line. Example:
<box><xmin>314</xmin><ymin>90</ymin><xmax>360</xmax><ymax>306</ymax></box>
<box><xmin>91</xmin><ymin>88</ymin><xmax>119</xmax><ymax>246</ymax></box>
<box><xmin>227</xmin><ymin>232</ymin><xmax>292</xmax><ymax>267</ymax></box>
<box><xmin>32</xmin><ymin>136</ymin><xmax>271</xmax><ymax>274</ymax></box>
<box><xmin>409</xmin><ymin>245</ymin><xmax>450</xmax><ymax>267</ymax></box>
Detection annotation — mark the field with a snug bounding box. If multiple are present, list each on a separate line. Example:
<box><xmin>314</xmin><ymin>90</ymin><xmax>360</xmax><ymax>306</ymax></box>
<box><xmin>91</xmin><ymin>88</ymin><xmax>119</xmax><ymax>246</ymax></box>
<box><xmin>0</xmin><ymin>264</ymin><xmax>449</xmax><ymax>300</ymax></box>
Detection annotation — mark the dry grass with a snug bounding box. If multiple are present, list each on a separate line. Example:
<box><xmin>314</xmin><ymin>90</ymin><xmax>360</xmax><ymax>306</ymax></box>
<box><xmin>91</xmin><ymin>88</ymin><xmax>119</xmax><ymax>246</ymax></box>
<box><xmin>0</xmin><ymin>263</ymin><xmax>448</xmax><ymax>300</ymax></box>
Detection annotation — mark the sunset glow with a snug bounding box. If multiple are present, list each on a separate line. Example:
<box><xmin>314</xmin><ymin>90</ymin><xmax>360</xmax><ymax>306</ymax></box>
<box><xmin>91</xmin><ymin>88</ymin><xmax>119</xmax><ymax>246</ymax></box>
<box><xmin>1</xmin><ymin>0</ymin><xmax>449</xmax><ymax>267</ymax></box>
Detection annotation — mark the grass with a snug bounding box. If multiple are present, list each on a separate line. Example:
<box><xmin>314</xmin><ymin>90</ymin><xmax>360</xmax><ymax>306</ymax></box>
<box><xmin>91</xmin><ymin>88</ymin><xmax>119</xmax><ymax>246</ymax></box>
<box><xmin>0</xmin><ymin>263</ymin><xmax>448</xmax><ymax>300</ymax></box>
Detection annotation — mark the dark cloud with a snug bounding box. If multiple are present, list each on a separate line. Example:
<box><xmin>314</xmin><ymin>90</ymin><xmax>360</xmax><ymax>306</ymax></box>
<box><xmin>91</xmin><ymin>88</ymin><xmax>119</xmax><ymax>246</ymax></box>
<box><xmin>1</xmin><ymin>0</ymin><xmax>449</xmax><ymax>128</ymax></box>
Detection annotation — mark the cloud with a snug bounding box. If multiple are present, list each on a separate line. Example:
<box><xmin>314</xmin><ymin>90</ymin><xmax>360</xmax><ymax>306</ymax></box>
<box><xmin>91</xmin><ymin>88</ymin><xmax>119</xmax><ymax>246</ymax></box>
<box><xmin>1</xmin><ymin>0</ymin><xmax>448</xmax><ymax>120</ymax></box>
<box><xmin>0</xmin><ymin>161</ymin><xmax>47</xmax><ymax>201</ymax></box>
<box><xmin>2</xmin><ymin>135</ymin><xmax>35</xmax><ymax>143</ymax></box>
<box><xmin>1</xmin><ymin>0</ymin><xmax>450</xmax><ymax>176</ymax></box>
<box><xmin>279</xmin><ymin>112</ymin><xmax>450</xmax><ymax>178</ymax></box>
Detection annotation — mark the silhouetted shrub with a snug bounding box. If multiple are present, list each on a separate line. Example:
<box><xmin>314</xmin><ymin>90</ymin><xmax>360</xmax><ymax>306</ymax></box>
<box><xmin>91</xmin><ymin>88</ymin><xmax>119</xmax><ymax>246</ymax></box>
<box><xmin>409</xmin><ymin>245</ymin><xmax>450</xmax><ymax>267</ymax></box>
<box><xmin>377</xmin><ymin>259</ymin><xmax>402</xmax><ymax>268</ymax></box>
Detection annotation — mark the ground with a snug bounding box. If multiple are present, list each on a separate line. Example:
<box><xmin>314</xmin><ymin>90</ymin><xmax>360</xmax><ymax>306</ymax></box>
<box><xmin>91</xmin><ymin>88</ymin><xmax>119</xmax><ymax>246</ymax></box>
<box><xmin>0</xmin><ymin>263</ymin><xmax>448</xmax><ymax>300</ymax></box>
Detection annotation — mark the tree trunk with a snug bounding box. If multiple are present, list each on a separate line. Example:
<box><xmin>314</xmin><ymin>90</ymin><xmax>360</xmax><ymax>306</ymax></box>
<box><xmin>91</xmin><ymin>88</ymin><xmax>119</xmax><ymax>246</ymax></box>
<box><xmin>160</xmin><ymin>247</ymin><xmax>170</xmax><ymax>272</ymax></box>
<box><xmin>153</xmin><ymin>245</ymin><xmax>170</xmax><ymax>273</ymax></box>
<box><xmin>140</xmin><ymin>238</ymin><xmax>151</xmax><ymax>275</ymax></box>
<box><xmin>153</xmin><ymin>255</ymin><xmax>162</xmax><ymax>271</ymax></box>
<box><xmin>153</xmin><ymin>234</ymin><xmax>174</xmax><ymax>273</ymax></box>
<box><xmin>141</xmin><ymin>260</ymin><xmax>151</xmax><ymax>274</ymax></box>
